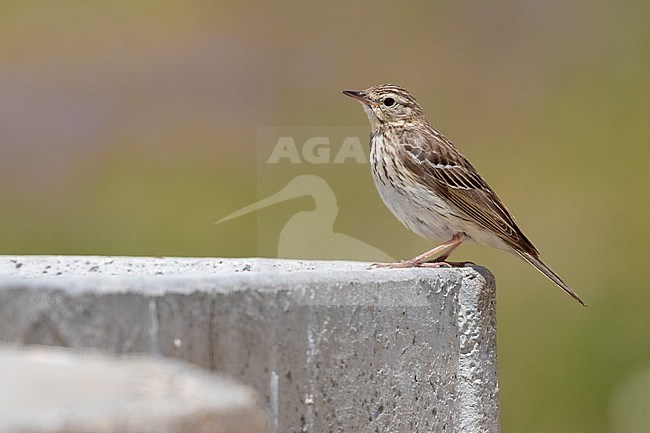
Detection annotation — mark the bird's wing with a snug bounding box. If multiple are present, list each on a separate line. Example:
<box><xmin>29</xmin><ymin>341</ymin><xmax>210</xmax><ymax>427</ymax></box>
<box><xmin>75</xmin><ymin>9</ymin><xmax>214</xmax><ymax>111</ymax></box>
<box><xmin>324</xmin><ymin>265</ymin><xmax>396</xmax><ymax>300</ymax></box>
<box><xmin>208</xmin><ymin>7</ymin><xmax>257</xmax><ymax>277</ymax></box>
<box><xmin>398</xmin><ymin>127</ymin><xmax>538</xmax><ymax>255</ymax></box>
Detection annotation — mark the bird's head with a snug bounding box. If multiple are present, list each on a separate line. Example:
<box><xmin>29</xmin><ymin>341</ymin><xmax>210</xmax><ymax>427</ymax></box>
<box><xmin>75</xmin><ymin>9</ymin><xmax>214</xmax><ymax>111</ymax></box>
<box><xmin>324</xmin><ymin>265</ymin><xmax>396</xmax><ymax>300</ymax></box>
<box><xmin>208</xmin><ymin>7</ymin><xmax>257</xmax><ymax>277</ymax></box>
<box><xmin>343</xmin><ymin>84</ymin><xmax>426</xmax><ymax>130</ymax></box>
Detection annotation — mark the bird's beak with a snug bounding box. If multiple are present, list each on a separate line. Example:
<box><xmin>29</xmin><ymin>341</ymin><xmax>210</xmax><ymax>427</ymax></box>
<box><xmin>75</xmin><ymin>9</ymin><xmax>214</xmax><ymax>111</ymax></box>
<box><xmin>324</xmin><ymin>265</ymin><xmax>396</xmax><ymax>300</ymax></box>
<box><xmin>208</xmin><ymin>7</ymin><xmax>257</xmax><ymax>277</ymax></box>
<box><xmin>342</xmin><ymin>90</ymin><xmax>374</xmax><ymax>106</ymax></box>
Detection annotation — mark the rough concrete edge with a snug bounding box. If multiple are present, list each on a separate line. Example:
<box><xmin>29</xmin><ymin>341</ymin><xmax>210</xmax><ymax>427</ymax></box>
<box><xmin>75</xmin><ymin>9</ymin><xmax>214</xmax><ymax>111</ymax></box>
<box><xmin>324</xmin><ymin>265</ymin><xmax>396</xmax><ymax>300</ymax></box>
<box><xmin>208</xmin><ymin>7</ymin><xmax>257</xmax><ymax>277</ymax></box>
<box><xmin>0</xmin><ymin>265</ymin><xmax>494</xmax><ymax>298</ymax></box>
<box><xmin>457</xmin><ymin>266</ymin><xmax>499</xmax><ymax>433</ymax></box>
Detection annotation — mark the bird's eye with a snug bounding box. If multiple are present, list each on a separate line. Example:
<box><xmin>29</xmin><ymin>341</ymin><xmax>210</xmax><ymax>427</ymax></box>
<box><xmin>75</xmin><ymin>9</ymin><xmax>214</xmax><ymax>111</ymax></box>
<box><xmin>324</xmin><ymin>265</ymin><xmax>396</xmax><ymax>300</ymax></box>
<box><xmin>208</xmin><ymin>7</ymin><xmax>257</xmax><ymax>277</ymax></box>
<box><xmin>383</xmin><ymin>97</ymin><xmax>395</xmax><ymax>107</ymax></box>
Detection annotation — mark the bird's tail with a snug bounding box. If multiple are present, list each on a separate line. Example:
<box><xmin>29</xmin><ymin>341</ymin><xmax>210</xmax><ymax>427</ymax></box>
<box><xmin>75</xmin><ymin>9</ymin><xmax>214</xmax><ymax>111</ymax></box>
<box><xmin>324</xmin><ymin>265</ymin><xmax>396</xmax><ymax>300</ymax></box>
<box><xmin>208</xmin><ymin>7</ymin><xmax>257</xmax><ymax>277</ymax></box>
<box><xmin>516</xmin><ymin>250</ymin><xmax>587</xmax><ymax>307</ymax></box>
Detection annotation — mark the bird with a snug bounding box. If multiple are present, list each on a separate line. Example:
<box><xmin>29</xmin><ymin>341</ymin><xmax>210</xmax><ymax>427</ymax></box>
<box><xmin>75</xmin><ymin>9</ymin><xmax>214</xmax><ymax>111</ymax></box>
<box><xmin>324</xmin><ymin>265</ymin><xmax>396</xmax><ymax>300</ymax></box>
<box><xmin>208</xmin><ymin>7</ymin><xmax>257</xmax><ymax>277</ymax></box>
<box><xmin>343</xmin><ymin>84</ymin><xmax>586</xmax><ymax>306</ymax></box>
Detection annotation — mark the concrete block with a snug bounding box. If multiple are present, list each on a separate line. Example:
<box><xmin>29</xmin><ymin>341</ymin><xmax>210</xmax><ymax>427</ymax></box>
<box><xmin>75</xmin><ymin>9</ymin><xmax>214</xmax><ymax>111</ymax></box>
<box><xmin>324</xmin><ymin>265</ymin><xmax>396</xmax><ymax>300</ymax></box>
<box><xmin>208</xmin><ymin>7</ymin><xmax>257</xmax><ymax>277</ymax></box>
<box><xmin>0</xmin><ymin>345</ymin><xmax>268</xmax><ymax>433</ymax></box>
<box><xmin>0</xmin><ymin>256</ymin><xmax>499</xmax><ymax>433</ymax></box>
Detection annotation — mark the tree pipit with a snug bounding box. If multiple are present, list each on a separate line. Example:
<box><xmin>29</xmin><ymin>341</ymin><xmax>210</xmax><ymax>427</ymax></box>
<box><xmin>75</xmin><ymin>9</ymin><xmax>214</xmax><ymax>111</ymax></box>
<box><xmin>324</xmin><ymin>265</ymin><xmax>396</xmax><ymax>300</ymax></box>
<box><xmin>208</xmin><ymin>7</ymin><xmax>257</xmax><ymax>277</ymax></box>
<box><xmin>344</xmin><ymin>84</ymin><xmax>585</xmax><ymax>306</ymax></box>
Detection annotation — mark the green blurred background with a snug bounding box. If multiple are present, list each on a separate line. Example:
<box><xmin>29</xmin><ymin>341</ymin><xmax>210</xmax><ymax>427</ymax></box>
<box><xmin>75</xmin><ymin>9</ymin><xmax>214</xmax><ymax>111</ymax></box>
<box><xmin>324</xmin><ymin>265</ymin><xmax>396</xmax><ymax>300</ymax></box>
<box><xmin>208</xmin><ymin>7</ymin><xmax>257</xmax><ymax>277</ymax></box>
<box><xmin>1</xmin><ymin>1</ymin><xmax>648</xmax><ymax>431</ymax></box>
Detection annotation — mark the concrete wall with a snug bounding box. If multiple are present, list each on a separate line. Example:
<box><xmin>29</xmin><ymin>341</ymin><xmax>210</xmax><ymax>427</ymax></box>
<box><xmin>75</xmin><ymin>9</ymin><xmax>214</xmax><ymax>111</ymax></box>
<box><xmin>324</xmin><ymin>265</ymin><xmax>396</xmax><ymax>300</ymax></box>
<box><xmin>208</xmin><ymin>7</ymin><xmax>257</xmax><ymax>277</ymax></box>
<box><xmin>0</xmin><ymin>256</ymin><xmax>499</xmax><ymax>433</ymax></box>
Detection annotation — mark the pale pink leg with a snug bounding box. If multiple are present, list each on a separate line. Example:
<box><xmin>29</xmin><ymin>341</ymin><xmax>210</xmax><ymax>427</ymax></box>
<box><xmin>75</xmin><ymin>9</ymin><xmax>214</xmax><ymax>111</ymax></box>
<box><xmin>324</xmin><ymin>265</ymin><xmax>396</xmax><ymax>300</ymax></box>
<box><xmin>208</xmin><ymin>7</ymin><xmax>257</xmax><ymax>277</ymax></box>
<box><xmin>371</xmin><ymin>233</ymin><xmax>466</xmax><ymax>268</ymax></box>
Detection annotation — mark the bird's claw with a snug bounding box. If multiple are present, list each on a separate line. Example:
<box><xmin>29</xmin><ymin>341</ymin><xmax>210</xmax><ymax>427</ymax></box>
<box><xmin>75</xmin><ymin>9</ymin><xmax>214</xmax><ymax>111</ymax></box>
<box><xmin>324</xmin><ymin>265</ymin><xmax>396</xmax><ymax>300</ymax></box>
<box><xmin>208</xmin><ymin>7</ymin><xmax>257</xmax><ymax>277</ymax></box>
<box><xmin>369</xmin><ymin>261</ymin><xmax>412</xmax><ymax>269</ymax></box>
<box><xmin>417</xmin><ymin>261</ymin><xmax>453</xmax><ymax>268</ymax></box>
<box><xmin>427</xmin><ymin>260</ymin><xmax>475</xmax><ymax>268</ymax></box>
<box><xmin>369</xmin><ymin>260</ymin><xmax>458</xmax><ymax>269</ymax></box>
<box><xmin>369</xmin><ymin>262</ymin><xmax>397</xmax><ymax>268</ymax></box>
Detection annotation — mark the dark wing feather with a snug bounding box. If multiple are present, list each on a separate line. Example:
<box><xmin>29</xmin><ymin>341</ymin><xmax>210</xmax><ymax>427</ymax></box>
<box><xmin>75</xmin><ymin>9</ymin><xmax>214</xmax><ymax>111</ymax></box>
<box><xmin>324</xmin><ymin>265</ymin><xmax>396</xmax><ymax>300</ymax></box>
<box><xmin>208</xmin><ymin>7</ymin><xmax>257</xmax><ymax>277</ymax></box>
<box><xmin>398</xmin><ymin>127</ymin><xmax>538</xmax><ymax>255</ymax></box>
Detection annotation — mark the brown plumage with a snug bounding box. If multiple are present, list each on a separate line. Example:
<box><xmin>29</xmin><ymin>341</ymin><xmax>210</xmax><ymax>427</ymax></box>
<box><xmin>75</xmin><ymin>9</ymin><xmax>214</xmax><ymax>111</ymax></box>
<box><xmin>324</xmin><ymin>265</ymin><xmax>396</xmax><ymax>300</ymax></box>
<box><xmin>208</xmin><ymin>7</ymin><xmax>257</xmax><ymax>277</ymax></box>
<box><xmin>343</xmin><ymin>84</ymin><xmax>586</xmax><ymax>306</ymax></box>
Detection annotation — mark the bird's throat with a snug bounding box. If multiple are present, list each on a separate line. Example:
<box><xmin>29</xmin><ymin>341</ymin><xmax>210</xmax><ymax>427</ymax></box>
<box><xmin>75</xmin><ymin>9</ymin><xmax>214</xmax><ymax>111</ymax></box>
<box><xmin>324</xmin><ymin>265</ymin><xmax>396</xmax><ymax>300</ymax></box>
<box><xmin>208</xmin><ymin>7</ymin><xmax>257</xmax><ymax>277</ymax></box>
<box><xmin>362</xmin><ymin>105</ymin><xmax>383</xmax><ymax>131</ymax></box>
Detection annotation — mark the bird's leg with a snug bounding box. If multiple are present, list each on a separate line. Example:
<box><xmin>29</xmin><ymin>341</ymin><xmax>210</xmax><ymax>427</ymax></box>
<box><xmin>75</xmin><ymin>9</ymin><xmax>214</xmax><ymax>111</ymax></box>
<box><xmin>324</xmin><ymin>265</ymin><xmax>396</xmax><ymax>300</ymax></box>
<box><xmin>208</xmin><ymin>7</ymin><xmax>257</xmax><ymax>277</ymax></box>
<box><xmin>422</xmin><ymin>236</ymin><xmax>475</xmax><ymax>267</ymax></box>
<box><xmin>371</xmin><ymin>233</ymin><xmax>465</xmax><ymax>268</ymax></box>
<box><xmin>405</xmin><ymin>232</ymin><xmax>465</xmax><ymax>267</ymax></box>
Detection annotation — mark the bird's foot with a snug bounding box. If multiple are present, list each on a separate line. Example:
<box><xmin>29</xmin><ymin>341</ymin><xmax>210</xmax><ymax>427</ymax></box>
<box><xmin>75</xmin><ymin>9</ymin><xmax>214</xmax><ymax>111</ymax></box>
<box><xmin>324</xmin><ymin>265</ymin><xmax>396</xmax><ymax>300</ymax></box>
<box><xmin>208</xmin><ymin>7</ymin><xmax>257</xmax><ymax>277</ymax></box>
<box><xmin>424</xmin><ymin>260</ymin><xmax>475</xmax><ymax>268</ymax></box>
<box><xmin>370</xmin><ymin>259</ymin><xmax>464</xmax><ymax>269</ymax></box>
<box><xmin>369</xmin><ymin>260</ymin><xmax>419</xmax><ymax>269</ymax></box>
<box><xmin>416</xmin><ymin>261</ymin><xmax>453</xmax><ymax>268</ymax></box>
<box><xmin>369</xmin><ymin>260</ymin><xmax>474</xmax><ymax>269</ymax></box>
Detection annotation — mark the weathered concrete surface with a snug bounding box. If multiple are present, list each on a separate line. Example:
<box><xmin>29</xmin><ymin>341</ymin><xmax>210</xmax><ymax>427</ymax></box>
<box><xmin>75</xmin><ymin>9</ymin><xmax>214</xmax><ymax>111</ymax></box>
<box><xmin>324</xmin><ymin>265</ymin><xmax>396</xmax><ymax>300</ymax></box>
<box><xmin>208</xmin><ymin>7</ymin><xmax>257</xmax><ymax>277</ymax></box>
<box><xmin>0</xmin><ymin>345</ymin><xmax>267</xmax><ymax>433</ymax></box>
<box><xmin>0</xmin><ymin>256</ymin><xmax>499</xmax><ymax>433</ymax></box>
